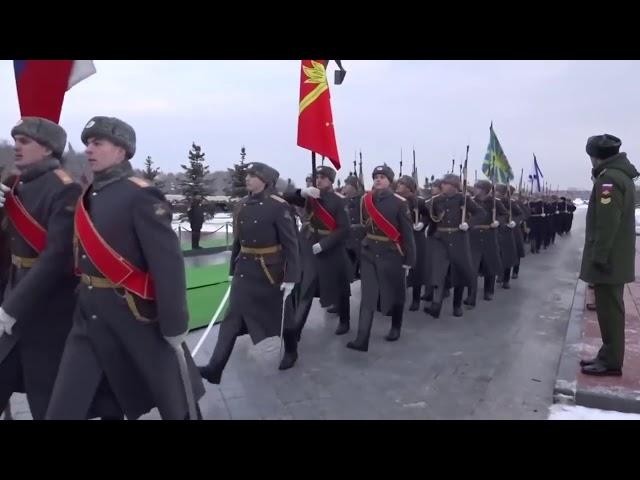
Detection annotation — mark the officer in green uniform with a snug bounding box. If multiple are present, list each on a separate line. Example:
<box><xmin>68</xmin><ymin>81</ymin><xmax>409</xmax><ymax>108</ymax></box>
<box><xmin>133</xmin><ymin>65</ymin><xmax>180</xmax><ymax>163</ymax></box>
<box><xmin>579</xmin><ymin>134</ymin><xmax>639</xmax><ymax>376</ymax></box>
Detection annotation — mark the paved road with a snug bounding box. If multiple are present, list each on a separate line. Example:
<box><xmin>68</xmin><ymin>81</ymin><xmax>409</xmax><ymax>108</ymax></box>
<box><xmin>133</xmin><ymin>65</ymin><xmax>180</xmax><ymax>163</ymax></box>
<box><xmin>5</xmin><ymin>210</ymin><xmax>586</xmax><ymax>420</ymax></box>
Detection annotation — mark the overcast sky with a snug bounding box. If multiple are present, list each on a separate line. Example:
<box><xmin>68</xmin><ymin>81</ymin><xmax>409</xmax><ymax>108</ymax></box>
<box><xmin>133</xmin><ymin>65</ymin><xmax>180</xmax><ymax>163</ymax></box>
<box><xmin>1</xmin><ymin>60</ymin><xmax>639</xmax><ymax>190</ymax></box>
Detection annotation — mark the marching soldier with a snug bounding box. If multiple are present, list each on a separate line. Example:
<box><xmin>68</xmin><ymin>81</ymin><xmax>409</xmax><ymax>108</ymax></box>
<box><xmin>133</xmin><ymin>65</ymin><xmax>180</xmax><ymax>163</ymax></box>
<box><xmin>187</xmin><ymin>195</ymin><xmax>205</xmax><ymax>249</ymax></box>
<box><xmin>281</xmin><ymin>165</ymin><xmax>351</xmax><ymax>369</ymax></box>
<box><xmin>558</xmin><ymin>196</ymin><xmax>572</xmax><ymax>235</ymax></box>
<box><xmin>494</xmin><ymin>184</ymin><xmax>520</xmax><ymax>289</ymax></box>
<box><xmin>527</xmin><ymin>193</ymin><xmax>545</xmax><ymax>254</ymax></box>
<box><xmin>199</xmin><ymin>162</ymin><xmax>301</xmax><ymax>382</ymax></box>
<box><xmin>0</xmin><ymin>117</ymin><xmax>81</xmax><ymax>420</ymax></box>
<box><xmin>543</xmin><ymin>195</ymin><xmax>556</xmax><ymax>248</ymax></box>
<box><xmin>551</xmin><ymin>195</ymin><xmax>562</xmax><ymax>243</ymax></box>
<box><xmin>424</xmin><ymin>174</ymin><xmax>484</xmax><ymax>318</ymax></box>
<box><xmin>347</xmin><ymin>165</ymin><xmax>415</xmax><ymax>351</ymax></box>
<box><xmin>395</xmin><ymin>175</ymin><xmax>429</xmax><ymax>311</ymax></box>
<box><xmin>342</xmin><ymin>174</ymin><xmax>365</xmax><ymax>281</ymax></box>
<box><xmin>423</xmin><ymin>179</ymin><xmax>442</xmax><ymax>303</ymax></box>
<box><xmin>509</xmin><ymin>186</ymin><xmax>526</xmax><ymax>280</ymax></box>
<box><xmin>46</xmin><ymin>116</ymin><xmax>205</xmax><ymax>420</ymax></box>
<box><xmin>579</xmin><ymin>134</ymin><xmax>639</xmax><ymax>376</ymax></box>
<box><xmin>566</xmin><ymin>197</ymin><xmax>577</xmax><ymax>233</ymax></box>
<box><xmin>464</xmin><ymin>180</ymin><xmax>506</xmax><ymax>306</ymax></box>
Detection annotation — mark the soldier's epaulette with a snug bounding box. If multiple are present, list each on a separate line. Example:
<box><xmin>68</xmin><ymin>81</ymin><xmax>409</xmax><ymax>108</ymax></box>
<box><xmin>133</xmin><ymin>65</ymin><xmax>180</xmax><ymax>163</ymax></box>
<box><xmin>128</xmin><ymin>177</ymin><xmax>151</xmax><ymax>188</ymax></box>
<box><xmin>394</xmin><ymin>193</ymin><xmax>407</xmax><ymax>201</ymax></box>
<box><xmin>335</xmin><ymin>192</ymin><xmax>345</xmax><ymax>199</ymax></box>
<box><xmin>270</xmin><ymin>194</ymin><xmax>287</xmax><ymax>204</ymax></box>
<box><xmin>53</xmin><ymin>168</ymin><xmax>73</xmax><ymax>185</ymax></box>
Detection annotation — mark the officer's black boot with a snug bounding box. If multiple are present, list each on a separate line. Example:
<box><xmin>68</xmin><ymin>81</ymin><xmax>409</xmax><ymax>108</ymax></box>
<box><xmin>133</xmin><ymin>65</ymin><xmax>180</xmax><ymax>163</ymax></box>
<box><xmin>483</xmin><ymin>275</ymin><xmax>495</xmax><ymax>301</ymax></box>
<box><xmin>199</xmin><ymin>334</ymin><xmax>238</xmax><ymax>384</ymax></box>
<box><xmin>464</xmin><ymin>282</ymin><xmax>477</xmax><ymax>308</ymax></box>
<box><xmin>334</xmin><ymin>295</ymin><xmax>350</xmax><ymax>335</ymax></box>
<box><xmin>278</xmin><ymin>329</ymin><xmax>299</xmax><ymax>370</ymax></box>
<box><xmin>512</xmin><ymin>263</ymin><xmax>520</xmax><ymax>280</ymax></box>
<box><xmin>422</xmin><ymin>286</ymin><xmax>434</xmax><ymax>302</ymax></box>
<box><xmin>453</xmin><ymin>286</ymin><xmax>464</xmax><ymax>317</ymax></box>
<box><xmin>346</xmin><ymin>308</ymin><xmax>374</xmax><ymax>352</ymax></box>
<box><xmin>294</xmin><ymin>295</ymin><xmax>314</xmax><ymax>342</ymax></box>
<box><xmin>502</xmin><ymin>269</ymin><xmax>511</xmax><ymax>289</ymax></box>
<box><xmin>385</xmin><ymin>305</ymin><xmax>403</xmax><ymax>341</ymax></box>
<box><xmin>425</xmin><ymin>286</ymin><xmax>443</xmax><ymax>319</ymax></box>
<box><xmin>327</xmin><ymin>305</ymin><xmax>338</xmax><ymax>314</ymax></box>
<box><xmin>409</xmin><ymin>286</ymin><xmax>421</xmax><ymax>311</ymax></box>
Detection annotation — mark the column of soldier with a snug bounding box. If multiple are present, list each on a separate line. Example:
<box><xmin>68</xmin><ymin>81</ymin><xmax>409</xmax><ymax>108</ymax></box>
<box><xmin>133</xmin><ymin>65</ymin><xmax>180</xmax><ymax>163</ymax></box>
<box><xmin>0</xmin><ymin>114</ymin><xmax>577</xmax><ymax>420</ymax></box>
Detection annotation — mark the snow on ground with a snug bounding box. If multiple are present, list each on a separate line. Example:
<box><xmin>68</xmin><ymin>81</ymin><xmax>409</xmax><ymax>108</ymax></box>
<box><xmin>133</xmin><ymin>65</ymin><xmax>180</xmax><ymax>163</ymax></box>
<box><xmin>548</xmin><ymin>404</ymin><xmax>640</xmax><ymax>420</ymax></box>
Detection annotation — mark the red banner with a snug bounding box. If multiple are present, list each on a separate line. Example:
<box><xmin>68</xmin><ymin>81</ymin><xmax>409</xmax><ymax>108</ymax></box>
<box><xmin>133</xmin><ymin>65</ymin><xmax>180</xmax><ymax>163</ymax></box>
<box><xmin>297</xmin><ymin>60</ymin><xmax>340</xmax><ymax>169</ymax></box>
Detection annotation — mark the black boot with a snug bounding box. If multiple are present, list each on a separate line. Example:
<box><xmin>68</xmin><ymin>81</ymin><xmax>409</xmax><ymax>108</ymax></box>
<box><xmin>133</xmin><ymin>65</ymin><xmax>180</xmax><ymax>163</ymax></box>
<box><xmin>294</xmin><ymin>295</ymin><xmax>314</xmax><ymax>342</ymax></box>
<box><xmin>278</xmin><ymin>329</ymin><xmax>299</xmax><ymax>370</ymax></box>
<box><xmin>512</xmin><ymin>264</ymin><xmax>519</xmax><ymax>280</ymax></box>
<box><xmin>409</xmin><ymin>287</ymin><xmax>421</xmax><ymax>311</ymax></box>
<box><xmin>483</xmin><ymin>275</ymin><xmax>495</xmax><ymax>301</ymax></box>
<box><xmin>463</xmin><ymin>283</ymin><xmax>477</xmax><ymax>308</ymax></box>
<box><xmin>346</xmin><ymin>308</ymin><xmax>374</xmax><ymax>352</ymax></box>
<box><xmin>199</xmin><ymin>365</ymin><xmax>223</xmax><ymax>385</ymax></box>
<box><xmin>422</xmin><ymin>287</ymin><xmax>433</xmax><ymax>302</ymax></box>
<box><xmin>453</xmin><ymin>286</ymin><xmax>464</xmax><ymax>317</ymax></box>
<box><xmin>424</xmin><ymin>286</ymin><xmax>443</xmax><ymax>318</ymax></box>
<box><xmin>334</xmin><ymin>295</ymin><xmax>350</xmax><ymax>335</ymax></box>
<box><xmin>385</xmin><ymin>305</ymin><xmax>403</xmax><ymax>341</ymax></box>
<box><xmin>327</xmin><ymin>305</ymin><xmax>339</xmax><ymax>314</ymax></box>
<box><xmin>199</xmin><ymin>332</ymin><xmax>238</xmax><ymax>385</ymax></box>
<box><xmin>502</xmin><ymin>269</ymin><xmax>511</xmax><ymax>289</ymax></box>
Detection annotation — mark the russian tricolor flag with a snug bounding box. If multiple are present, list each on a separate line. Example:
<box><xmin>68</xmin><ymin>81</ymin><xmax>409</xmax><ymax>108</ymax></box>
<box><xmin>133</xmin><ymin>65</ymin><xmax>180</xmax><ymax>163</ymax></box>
<box><xmin>13</xmin><ymin>60</ymin><xmax>96</xmax><ymax>123</ymax></box>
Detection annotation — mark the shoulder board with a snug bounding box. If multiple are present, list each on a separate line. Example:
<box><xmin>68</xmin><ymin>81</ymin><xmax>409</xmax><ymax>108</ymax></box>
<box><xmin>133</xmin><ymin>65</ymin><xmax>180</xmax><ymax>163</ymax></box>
<box><xmin>128</xmin><ymin>177</ymin><xmax>151</xmax><ymax>188</ymax></box>
<box><xmin>597</xmin><ymin>169</ymin><xmax>608</xmax><ymax>178</ymax></box>
<box><xmin>334</xmin><ymin>192</ymin><xmax>345</xmax><ymax>199</ymax></box>
<box><xmin>53</xmin><ymin>169</ymin><xmax>73</xmax><ymax>185</ymax></box>
<box><xmin>394</xmin><ymin>193</ymin><xmax>407</xmax><ymax>201</ymax></box>
<box><xmin>270</xmin><ymin>194</ymin><xmax>287</xmax><ymax>204</ymax></box>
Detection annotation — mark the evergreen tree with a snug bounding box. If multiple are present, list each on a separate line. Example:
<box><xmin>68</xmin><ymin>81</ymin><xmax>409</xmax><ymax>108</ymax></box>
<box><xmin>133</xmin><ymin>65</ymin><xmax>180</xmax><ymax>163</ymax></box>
<box><xmin>225</xmin><ymin>146</ymin><xmax>248</xmax><ymax>199</ymax></box>
<box><xmin>180</xmin><ymin>142</ymin><xmax>210</xmax><ymax>203</ymax></box>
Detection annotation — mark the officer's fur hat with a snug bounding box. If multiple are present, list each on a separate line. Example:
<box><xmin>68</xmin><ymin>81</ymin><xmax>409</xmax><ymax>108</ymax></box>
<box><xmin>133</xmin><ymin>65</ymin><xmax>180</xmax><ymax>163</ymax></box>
<box><xmin>11</xmin><ymin>117</ymin><xmax>66</xmax><ymax>159</ymax></box>
<box><xmin>441</xmin><ymin>174</ymin><xmax>461</xmax><ymax>190</ymax></box>
<box><xmin>246</xmin><ymin>162</ymin><xmax>279</xmax><ymax>186</ymax></box>
<box><xmin>474</xmin><ymin>179</ymin><xmax>493</xmax><ymax>193</ymax></box>
<box><xmin>315</xmin><ymin>165</ymin><xmax>336</xmax><ymax>183</ymax></box>
<box><xmin>344</xmin><ymin>174</ymin><xmax>360</xmax><ymax>189</ymax></box>
<box><xmin>81</xmin><ymin>116</ymin><xmax>136</xmax><ymax>159</ymax></box>
<box><xmin>495</xmin><ymin>183</ymin><xmax>508</xmax><ymax>195</ymax></box>
<box><xmin>397</xmin><ymin>175</ymin><xmax>417</xmax><ymax>193</ymax></box>
<box><xmin>586</xmin><ymin>134</ymin><xmax>621</xmax><ymax>160</ymax></box>
<box><xmin>372</xmin><ymin>165</ymin><xmax>395</xmax><ymax>183</ymax></box>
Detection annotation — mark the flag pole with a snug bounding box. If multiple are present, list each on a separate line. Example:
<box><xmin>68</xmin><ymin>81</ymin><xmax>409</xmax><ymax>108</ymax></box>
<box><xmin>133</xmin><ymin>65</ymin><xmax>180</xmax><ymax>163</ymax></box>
<box><xmin>311</xmin><ymin>151</ymin><xmax>317</xmax><ymax>185</ymax></box>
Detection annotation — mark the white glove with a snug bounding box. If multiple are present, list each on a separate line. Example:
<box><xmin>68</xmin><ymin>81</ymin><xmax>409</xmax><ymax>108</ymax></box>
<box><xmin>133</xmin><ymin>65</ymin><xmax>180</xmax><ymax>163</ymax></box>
<box><xmin>0</xmin><ymin>307</ymin><xmax>17</xmax><ymax>338</ymax></box>
<box><xmin>490</xmin><ymin>220</ymin><xmax>500</xmax><ymax>228</ymax></box>
<box><xmin>402</xmin><ymin>265</ymin><xmax>411</xmax><ymax>277</ymax></box>
<box><xmin>228</xmin><ymin>275</ymin><xmax>233</xmax><ymax>282</ymax></box>
<box><xmin>507</xmin><ymin>221</ymin><xmax>516</xmax><ymax>228</ymax></box>
<box><xmin>0</xmin><ymin>183</ymin><xmax>9</xmax><ymax>208</ymax></box>
<box><xmin>301</xmin><ymin>187</ymin><xmax>320</xmax><ymax>199</ymax></box>
<box><xmin>413</xmin><ymin>222</ymin><xmax>425</xmax><ymax>231</ymax></box>
<box><xmin>541</xmin><ymin>213</ymin><xmax>546</xmax><ymax>218</ymax></box>
<box><xmin>164</xmin><ymin>331</ymin><xmax>187</xmax><ymax>349</ymax></box>
<box><xmin>458</xmin><ymin>222</ymin><xmax>469</xmax><ymax>231</ymax></box>
<box><xmin>312</xmin><ymin>243</ymin><xmax>323</xmax><ymax>255</ymax></box>
<box><xmin>281</xmin><ymin>282</ymin><xmax>295</xmax><ymax>299</ymax></box>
